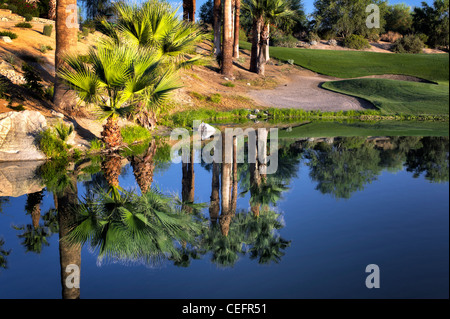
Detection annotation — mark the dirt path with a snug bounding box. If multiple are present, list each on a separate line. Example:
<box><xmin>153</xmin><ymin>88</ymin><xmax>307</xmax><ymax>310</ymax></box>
<box><xmin>247</xmin><ymin>69</ymin><xmax>375</xmax><ymax>111</ymax></box>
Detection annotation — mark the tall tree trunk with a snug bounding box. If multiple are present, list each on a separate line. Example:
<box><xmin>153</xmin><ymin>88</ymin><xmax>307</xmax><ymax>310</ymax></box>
<box><xmin>265</xmin><ymin>23</ymin><xmax>270</xmax><ymax>62</ymax></box>
<box><xmin>257</xmin><ymin>23</ymin><xmax>269</xmax><ymax>76</ymax></box>
<box><xmin>230</xmin><ymin>137</ymin><xmax>238</xmax><ymax>214</ymax></box>
<box><xmin>233</xmin><ymin>0</ymin><xmax>241</xmax><ymax>58</ymax></box>
<box><xmin>57</xmin><ymin>175</ymin><xmax>81</xmax><ymax>299</ymax></box>
<box><xmin>54</xmin><ymin>0</ymin><xmax>78</xmax><ymax>114</ymax></box>
<box><xmin>131</xmin><ymin>140</ymin><xmax>157</xmax><ymax>194</ymax></box>
<box><xmin>209</xmin><ymin>161</ymin><xmax>221</xmax><ymax>225</ymax></box>
<box><xmin>220</xmin><ymin>131</ymin><xmax>232</xmax><ymax>236</ymax></box>
<box><xmin>250</xmin><ymin>17</ymin><xmax>262</xmax><ymax>73</ymax></box>
<box><xmin>213</xmin><ymin>0</ymin><xmax>222</xmax><ymax>57</ymax></box>
<box><xmin>221</xmin><ymin>0</ymin><xmax>234</xmax><ymax>77</ymax></box>
<box><xmin>182</xmin><ymin>146</ymin><xmax>195</xmax><ymax>214</ymax></box>
<box><xmin>101</xmin><ymin>115</ymin><xmax>123</xmax><ymax>149</ymax></box>
<box><xmin>102</xmin><ymin>154</ymin><xmax>122</xmax><ymax>188</ymax></box>
<box><xmin>48</xmin><ymin>0</ymin><xmax>56</xmax><ymax>20</ymax></box>
<box><xmin>250</xmin><ymin>132</ymin><xmax>261</xmax><ymax>217</ymax></box>
<box><xmin>183</xmin><ymin>0</ymin><xmax>196</xmax><ymax>22</ymax></box>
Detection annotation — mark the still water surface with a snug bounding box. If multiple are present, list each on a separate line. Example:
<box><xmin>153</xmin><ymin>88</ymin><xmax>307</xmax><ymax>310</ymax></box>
<box><xmin>0</xmin><ymin>135</ymin><xmax>448</xmax><ymax>298</ymax></box>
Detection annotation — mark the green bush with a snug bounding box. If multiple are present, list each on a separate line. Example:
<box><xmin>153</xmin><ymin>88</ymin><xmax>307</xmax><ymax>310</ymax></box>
<box><xmin>272</xmin><ymin>34</ymin><xmax>298</xmax><ymax>48</ymax></box>
<box><xmin>393</xmin><ymin>35</ymin><xmax>425</xmax><ymax>53</ymax></box>
<box><xmin>54</xmin><ymin>122</ymin><xmax>74</xmax><ymax>142</ymax></box>
<box><xmin>7</xmin><ymin>4</ymin><xmax>17</xmax><ymax>13</ymax></box>
<box><xmin>307</xmin><ymin>32</ymin><xmax>320</xmax><ymax>43</ymax></box>
<box><xmin>43</xmin><ymin>24</ymin><xmax>53</xmax><ymax>37</ymax></box>
<box><xmin>82</xmin><ymin>26</ymin><xmax>90</xmax><ymax>37</ymax></box>
<box><xmin>343</xmin><ymin>34</ymin><xmax>371</xmax><ymax>50</ymax></box>
<box><xmin>120</xmin><ymin>125</ymin><xmax>151</xmax><ymax>145</ymax></box>
<box><xmin>239</xmin><ymin>28</ymin><xmax>247</xmax><ymax>42</ymax></box>
<box><xmin>222</xmin><ymin>81</ymin><xmax>235</xmax><ymax>87</ymax></box>
<box><xmin>15</xmin><ymin>22</ymin><xmax>32</xmax><ymax>28</ymax></box>
<box><xmin>37</xmin><ymin>128</ymin><xmax>69</xmax><ymax>159</ymax></box>
<box><xmin>209</xmin><ymin>93</ymin><xmax>222</xmax><ymax>103</ymax></box>
<box><xmin>24</xmin><ymin>14</ymin><xmax>33</xmax><ymax>22</ymax></box>
<box><xmin>0</xmin><ymin>31</ymin><xmax>18</xmax><ymax>39</ymax></box>
<box><xmin>22</xmin><ymin>63</ymin><xmax>43</xmax><ymax>95</ymax></box>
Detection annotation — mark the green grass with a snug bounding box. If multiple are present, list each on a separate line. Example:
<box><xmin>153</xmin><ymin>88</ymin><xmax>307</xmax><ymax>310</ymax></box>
<box><xmin>322</xmin><ymin>79</ymin><xmax>449</xmax><ymax>116</ymax></box>
<box><xmin>37</xmin><ymin>128</ymin><xmax>69</xmax><ymax>159</ymax></box>
<box><xmin>120</xmin><ymin>125</ymin><xmax>152</xmax><ymax>145</ymax></box>
<box><xmin>240</xmin><ymin>41</ymin><xmax>449</xmax><ymax>83</ymax></box>
<box><xmin>278</xmin><ymin>120</ymin><xmax>449</xmax><ymax>138</ymax></box>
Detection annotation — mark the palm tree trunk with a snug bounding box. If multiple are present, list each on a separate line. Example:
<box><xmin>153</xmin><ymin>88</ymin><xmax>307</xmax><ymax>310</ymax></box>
<box><xmin>213</xmin><ymin>0</ymin><xmax>222</xmax><ymax>57</ymax></box>
<box><xmin>233</xmin><ymin>0</ymin><xmax>241</xmax><ymax>58</ymax></box>
<box><xmin>54</xmin><ymin>0</ymin><xmax>78</xmax><ymax>114</ymax></box>
<box><xmin>220</xmin><ymin>131</ymin><xmax>232</xmax><ymax>236</ymax></box>
<box><xmin>58</xmin><ymin>175</ymin><xmax>81</xmax><ymax>299</ymax></box>
<box><xmin>257</xmin><ymin>23</ymin><xmax>269</xmax><ymax>75</ymax></box>
<box><xmin>250</xmin><ymin>132</ymin><xmax>261</xmax><ymax>217</ymax></box>
<box><xmin>182</xmin><ymin>147</ymin><xmax>195</xmax><ymax>213</ymax></box>
<box><xmin>48</xmin><ymin>0</ymin><xmax>56</xmax><ymax>20</ymax></box>
<box><xmin>250</xmin><ymin>17</ymin><xmax>262</xmax><ymax>73</ymax></box>
<box><xmin>265</xmin><ymin>23</ymin><xmax>270</xmax><ymax>62</ymax></box>
<box><xmin>101</xmin><ymin>115</ymin><xmax>123</xmax><ymax>149</ymax></box>
<box><xmin>102</xmin><ymin>154</ymin><xmax>123</xmax><ymax>188</ymax></box>
<box><xmin>209</xmin><ymin>161</ymin><xmax>220</xmax><ymax>225</ymax></box>
<box><xmin>221</xmin><ymin>0</ymin><xmax>234</xmax><ymax>77</ymax></box>
<box><xmin>183</xmin><ymin>0</ymin><xmax>196</xmax><ymax>22</ymax></box>
<box><xmin>231</xmin><ymin>137</ymin><xmax>238</xmax><ymax>214</ymax></box>
<box><xmin>131</xmin><ymin>140</ymin><xmax>157</xmax><ymax>194</ymax></box>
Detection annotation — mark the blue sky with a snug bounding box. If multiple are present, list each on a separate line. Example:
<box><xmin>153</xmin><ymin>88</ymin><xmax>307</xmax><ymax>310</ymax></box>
<box><xmin>166</xmin><ymin>0</ymin><xmax>433</xmax><ymax>17</ymax></box>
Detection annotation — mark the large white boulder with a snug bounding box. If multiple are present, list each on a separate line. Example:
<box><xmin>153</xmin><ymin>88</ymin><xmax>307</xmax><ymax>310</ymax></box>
<box><xmin>0</xmin><ymin>161</ymin><xmax>45</xmax><ymax>197</ymax></box>
<box><xmin>0</xmin><ymin>110</ymin><xmax>48</xmax><ymax>162</ymax></box>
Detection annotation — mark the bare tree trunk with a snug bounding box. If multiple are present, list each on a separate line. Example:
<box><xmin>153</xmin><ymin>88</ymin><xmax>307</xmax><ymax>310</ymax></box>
<box><xmin>265</xmin><ymin>23</ymin><xmax>270</xmax><ymax>62</ymax></box>
<box><xmin>233</xmin><ymin>0</ymin><xmax>240</xmax><ymax>58</ymax></box>
<box><xmin>250</xmin><ymin>131</ymin><xmax>261</xmax><ymax>217</ymax></box>
<box><xmin>54</xmin><ymin>0</ymin><xmax>79</xmax><ymax>114</ymax></box>
<box><xmin>183</xmin><ymin>0</ymin><xmax>196</xmax><ymax>22</ymax></box>
<box><xmin>182</xmin><ymin>146</ymin><xmax>195</xmax><ymax>213</ymax></box>
<box><xmin>221</xmin><ymin>0</ymin><xmax>234</xmax><ymax>77</ymax></box>
<box><xmin>209</xmin><ymin>161</ymin><xmax>221</xmax><ymax>225</ymax></box>
<box><xmin>220</xmin><ymin>131</ymin><xmax>232</xmax><ymax>236</ymax></box>
<box><xmin>58</xmin><ymin>175</ymin><xmax>81</xmax><ymax>299</ymax></box>
<box><xmin>213</xmin><ymin>0</ymin><xmax>222</xmax><ymax>57</ymax></box>
<box><xmin>257</xmin><ymin>23</ymin><xmax>269</xmax><ymax>76</ymax></box>
<box><xmin>231</xmin><ymin>136</ymin><xmax>238</xmax><ymax>214</ymax></box>
<box><xmin>250</xmin><ymin>17</ymin><xmax>262</xmax><ymax>73</ymax></box>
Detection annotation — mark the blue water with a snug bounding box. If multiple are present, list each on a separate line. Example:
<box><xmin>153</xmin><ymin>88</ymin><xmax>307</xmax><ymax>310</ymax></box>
<box><xmin>0</xmin><ymin>136</ymin><xmax>448</xmax><ymax>299</ymax></box>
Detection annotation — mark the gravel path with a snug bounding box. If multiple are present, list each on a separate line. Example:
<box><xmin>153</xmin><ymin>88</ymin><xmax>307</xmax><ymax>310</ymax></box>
<box><xmin>247</xmin><ymin>70</ymin><xmax>375</xmax><ymax>111</ymax></box>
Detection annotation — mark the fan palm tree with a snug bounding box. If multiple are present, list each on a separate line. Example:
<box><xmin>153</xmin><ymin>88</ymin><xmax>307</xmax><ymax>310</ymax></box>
<box><xmin>131</xmin><ymin>140</ymin><xmax>158</xmax><ymax>194</ymax></box>
<box><xmin>58</xmin><ymin>41</ymin><xmax>180</xmax><ymax>149</ymax></box>
<box><xmin>222</xmin><ymin>0</ymin><xmax>234</xmax><ymax>77</ymax></box>
<box><xmin>64</xmin><ymin>187</ymin><xmax>201</xmax><ymax>266</ymax></box>
<box><xmin>25</xmin><ymin>190</ymin><xmax>45</xmax><ymax>229</ymax></box>
<box><xmin>0</xmin><ymin>238</ymin><xmax>10</xmax><ymax>271</ymax></box>
<box><xmin>242</xmin><ymin>0</ymin><xmax>293</xmax><ymax>74</ymax></box>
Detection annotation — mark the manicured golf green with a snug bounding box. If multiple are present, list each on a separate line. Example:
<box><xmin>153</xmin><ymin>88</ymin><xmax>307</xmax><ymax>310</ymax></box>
<box><xmin>240</xmin><ymin>42</ymin><xmax>449</xmax><ymax>83</ymax></box>
<box><xmin>322</xmin><ymin>79</ymin><xmax>449</xmax><ymax>116</ymax></box>
<box><xmin>278</xmin><ymin>120</ymin><xmax>449</xmax><ymax>138</ymax></box>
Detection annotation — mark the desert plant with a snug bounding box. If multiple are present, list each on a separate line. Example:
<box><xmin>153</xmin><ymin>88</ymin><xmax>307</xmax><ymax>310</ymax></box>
<box><xmin>0</xmin><ymin>31</ymin><xmax>18</xmax><ymax>39</ymax></box>
<box><xmin>43</xmin><ymin>24</ymin><xmax>52</xmax><ymax>36</ymax></box>
<box><xmin>22</xmin><ymin>63</ymin><xmax>43</xmax><ymax>95</ymax></box>
<box><xmin>24</xmin><ymin>14</ymin><xmax>33</xmax><ymax>22</ymax></box>
<box><xmin>54</xmin><ymin>121</ymin><xmax>74</xmax><ymax>142</ymax></box>
<box><xmin>392</xmin><ymin>35</ymin><xmax>425</xmax><ymax>53</ymax></box>
<box><xmin>15</xmin><ymin>22</ymin><xmax>32</xmax><ymax>28</ymax></box>
<box><xmin>343</xmin><ymin>34</ymin><xmax>371</xmax><ymax>50</ymax></box>
<box><xmin>37</xmin><ymin>128</ymin><xmax>69</xmax><ymax>159</ymax></box>
<box><xmin>210</xmin><ymin>93</ymin><xmax>222</xmax><ymax>103</ymax></box>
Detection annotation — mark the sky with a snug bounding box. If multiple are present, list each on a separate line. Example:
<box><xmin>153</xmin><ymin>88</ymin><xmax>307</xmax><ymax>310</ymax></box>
<box><xmin>166</xmin><ymin>0</ymin><xmax>434</xmax><ymax>17</ymax></box>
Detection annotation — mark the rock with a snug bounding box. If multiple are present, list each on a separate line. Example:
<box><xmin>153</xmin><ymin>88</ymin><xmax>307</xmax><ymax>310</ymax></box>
<box><xmin>310</xmin><ymin>40</ymin><xmax>318</xmax><ymax>46</ymax></box>
<box><xmin>247</xmin><ymin>114</ymin><xmax>257</xmax><ymax>120</ymax></box>
<box><xmin>0</xmin><ymin>111</ymin><xmax>48</xmax><ymax>162</ymax></box>
<box><xmin>328</xmin><ymin>39</ymin><xmax>337</xmax><ymax>46</ymax></box>
<box><xmin>1</xmin><ymin>36</ymin><xmax>12</xmax><ymax>43</ymax></box>
<box><xmin>247</xmin><ymin>83</ymin><xmax>251</xmax><ymax>86</ymax></box>
<box><xmin>195</xmin><ymin>122</ymin><xmax>217</xmax><ymax>140</ymax></box>
<box><xmin>0</xmin><ymin>161</ymin><xmax>45</xmax><ymax>197</ymax></box>
<box><xmin>51</xmin><ymin>110</ymin><xmax>65</xmax><ymax>119</ymax></box>
<box><xmin>253</xmin><ymin>109</ymin><xmax>260</xmax><ymax>114</ymax></box>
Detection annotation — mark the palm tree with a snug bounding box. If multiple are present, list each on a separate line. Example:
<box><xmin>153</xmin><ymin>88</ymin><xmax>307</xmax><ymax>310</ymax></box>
<box><xmin>242</xmin><ymin>0</ymin><xmax>293</xmax><ymax>74</ymax></box>
<box><xmin>131</xmin><ymin>140</ymin><xmax>158</xmax><ymax>194</ymax></box>
<box><xmin>222</xmin><ymin>0</ymin><xmax>234</xmax><ymax>77</ymax></box>
<box><xmin>49</xmin><ymin>0</ymin><xmax>56</xmax><ymax>20</ymax></box>
<box><xmin>58</xmin><ymin>41</ymin><xmax>180</xmax><ymax>149</ymax></box>
<box><xmin>183</xmin><ymin>0</ymin><xmax>196</xmax><ymax>22</ymax></box>
<box><xmin>64</xmin><ymin>187</ymin><xmax>201</xmax><ymax>266</ymax></box>
<box><xmin>0</xmin><ymin>238</ymin><xmax>10</xmax><ymax>272</ymax></box>
<box><xmin>213</xmin><ymin>0</ymin><xmax>222</xmax><ymax>56</ymax></box>
<box><xmin>99</xmin><ymin>0</ymin><xmax>202</xmax><ymax>129</ymax></box>
<box><xmin>25</xmin><ymin>191</ymin><xmax>44</xmax><ymax>229</ymax></box>
<box><xmin>182</xmin><ymin>146</ymin><xmax>195</xmax><ymax>213</ymax></box>
<box><xmin>209</xmin><ymin>161</ymin><xmax>221</xmax><ymax>224</ymax></box>
<box><xmin>102</xmin><ymin>153</ymin><xmax>123</xmax><ymax>188</ymax></box>
<box><xmin>54</xmin><ymin>0</ymin><xmax>79</xmax><ymax>113</ymax></box>
<box><xmin>233</xmin><ymin>0</ymin><xmax>241</xmax><ymax>58</ymax></box>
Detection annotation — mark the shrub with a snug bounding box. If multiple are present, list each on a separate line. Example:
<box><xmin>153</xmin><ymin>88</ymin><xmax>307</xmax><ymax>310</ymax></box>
<box><xmin>307</xmin><ymin>32</ymin><xmax>320</xmax><ymax>43</ymax></box>
<box><xmin>239</xmin><ymin>28</ymin><xmax>247</xmax><ymax>42</ymax></box>
<box><xmin>222</xmin><ymin>81</ymin><xmax>235</xmax><ymax>87</ymax></box>
<box><xmin>272</xmin><ymin>34</ymin><xmax>298</xmax><ymax>48</ymax></box>
<box><xmin>44</xmin><ymin>85</ymin><xmax>53</xmax><ymax>100</ymax></box>
<box><xmin>0</xmin><ymin>31</ymin><xmax>18</xmax><ymax>39</ymax></box>
<box><xmin>120</xmin><ymin>125</ymin><xmax>151</xmax><ymax>145</ymax></box>
<box><xmin>343</xmin><ymin>34</ymin><xmax>371</xmax><ymax>50</ymax></box>
<box><xmin>89</xmin><ymin>139</ymin><xmax>104</xmax><ymax>151</ymax></box>
<box><xmin>82</xmin><ymin>26</ymin><xmax>90</xmax><ymax>37</ymax></box>
<box><xmin>7</xmin><ymin>4</ymin><xmax>17</xmax><ymax>13</ymax></box>
<box><xmin>15</xmin><ymin>22</ymin><xmax>32</xmax><ymax>28</ymax></box>
<box><xmin>43</xmin><ymin>24</ymin><xmax>52</xmax><ymax>36</ymax></box>
<box><xmin>24</xmin><ymin>14</ymin><xmax>33</xmax><ymax>22</ymax></box>
<box><xmin>54</xmin><ymin>121</ymin><xmax>74</xmax><ymax>142</ymax></box>
<box><xmin>380</xmin><ymin>31</ymin><xmax>402</xmax><ymax>43</ymax></box>
<box><xmin>191</xmin><ymin>92</ymin><xmax>206</xmax><ymax>101</ymax></box>
<box><xmin>392</xmin><ymin>35</ymin><xmax>425</xmax><ymax>53</ymax></box>
<box><xmin>37</xmin><ymin>128</ymin><xmax>69</xmax><ymax>159</ymax></box>
<box><xmin>39</xmin><ymin>44</ymin><xmax>53</xmax><ymax>53</ymax></box>
<box><xmin>22</xmin><ymin>63</ymin><xmax>43</xmax><ymax>95</ymax></box>
<box><xmin>209</xmin><ymin>93</ymin><xmax>222</xmax><ymax>103</ymax></box>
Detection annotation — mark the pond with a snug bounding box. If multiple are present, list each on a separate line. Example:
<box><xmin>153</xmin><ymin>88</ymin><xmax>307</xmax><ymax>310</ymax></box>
<box><xmin>0</xmin><ymin>133</ymin><xmax>448</xmax><ymax>299</ymax></box>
